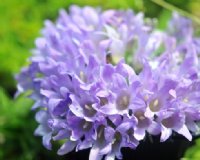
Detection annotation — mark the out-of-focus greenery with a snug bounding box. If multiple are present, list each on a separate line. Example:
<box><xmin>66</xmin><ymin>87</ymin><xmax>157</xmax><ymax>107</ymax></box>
<box><xmin>183</xmin><ymin>139</ymin><xmax>200</xmax><ymax>160</ymax></box>
<box><xmin>0</xmin><ymin>88</ymin><xmax>36</xmax><ymax>159</ymax></box>
<box><xmin>0</xmin><ymin>0</ymin><xmax>200</xmax><ymax>159</ymax></box>
<box><xmin>0</xmin><ymin>88</ymin><xmax>71</xmax><ymax>160</ymax></box>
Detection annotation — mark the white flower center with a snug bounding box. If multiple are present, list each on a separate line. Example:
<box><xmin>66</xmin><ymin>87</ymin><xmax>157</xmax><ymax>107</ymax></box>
<box><xmin>116</xmin><ymin>92</ymin><xmax>130</xmax><ymax>110</ymax></box>
<box><xmin>149</xmin><ymin>99</ymin><xmax>161</xmax><ymax>112</ymax></box>
<box><xmin>79</xmin><ymin>71</ymin><xmax>87</xmax><ymax>82</ymax></box>
<box><xmin>84</xmin><ymin>104</ymin><xmax>96</xmax><ymax>117</ymax></box>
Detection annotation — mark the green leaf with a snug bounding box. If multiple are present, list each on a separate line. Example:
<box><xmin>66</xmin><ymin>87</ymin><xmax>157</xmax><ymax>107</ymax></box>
<box><xmin>157</xmin><ymin>10</ymin><xmax>172</xmax><ymax>30</ymax></box>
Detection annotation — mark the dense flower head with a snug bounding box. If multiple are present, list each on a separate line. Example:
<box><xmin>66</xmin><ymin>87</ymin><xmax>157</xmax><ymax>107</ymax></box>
<box><xmin>16</xmin><ymin>5</ymin><xmax>200</xmax><ymax>160</ymax></box>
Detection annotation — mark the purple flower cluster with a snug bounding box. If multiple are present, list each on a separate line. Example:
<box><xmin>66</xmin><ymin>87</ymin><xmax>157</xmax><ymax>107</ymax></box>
<box><xmin>16</xmin><ymin>6</ymin><xmax>200</xmax><ymax>160</ymax></box>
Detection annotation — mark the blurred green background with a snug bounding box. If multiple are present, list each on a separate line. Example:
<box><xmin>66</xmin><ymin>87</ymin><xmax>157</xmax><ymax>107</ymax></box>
<box><xmin>1</xmin><ymin>0</ymin><xmax>200</xmax><ymax>159</ymax></box>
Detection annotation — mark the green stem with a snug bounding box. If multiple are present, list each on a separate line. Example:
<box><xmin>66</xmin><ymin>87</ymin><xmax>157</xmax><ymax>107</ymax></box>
<box><xmin>151</xmin><ymin>0</ymin><xmax>200</xmax><ymax>25</ymax></box>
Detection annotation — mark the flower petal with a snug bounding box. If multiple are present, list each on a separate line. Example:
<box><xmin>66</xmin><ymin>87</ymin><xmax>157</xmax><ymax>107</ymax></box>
<box><xmin>99</xmin><ymin>104</ymin><xmax>118</xmax><ymax>115</ymax></box>
<box><xmin>42</xmin><ymin>133</ymin><xmax>52</xmax><ymax>150</ymax></box>
<box><xmin>57</xmin><ymin>140</ymin><xmax>76</xmax><ymax>155</ymax></box>
<box><xmin>89</xmin><ymin>146</ymin><xmax>103</xmax><ymax>160</ymax></box>
<box><xmin>134</xmin><ymin>128</ymin><xmax>145</xmax><ymax>141</ymax></box>
<box><xmin>160</xmin><ymin>126</ymin><xmax>172</xmax><ymax>142</ymax></box>
<box><xmin>175</xmin><ymin>125</ymin><xmax>192</xmax><ymax>141</ymax></box>
<box><xmin>105</xmin><ymin>154</ymin><xmax>115</xmax><ymax>160</ymax></box>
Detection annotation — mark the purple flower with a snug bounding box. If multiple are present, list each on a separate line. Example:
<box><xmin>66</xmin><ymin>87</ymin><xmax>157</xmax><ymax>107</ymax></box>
<box><xmin>168</xmin><ymin>12</ymin><xmax>193</xmax><ymax>40</ymax></box>
<box><xmin>16</xmin><ymin>5</ymin><xmax>200</xmax><ymax>160</ymax></box>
